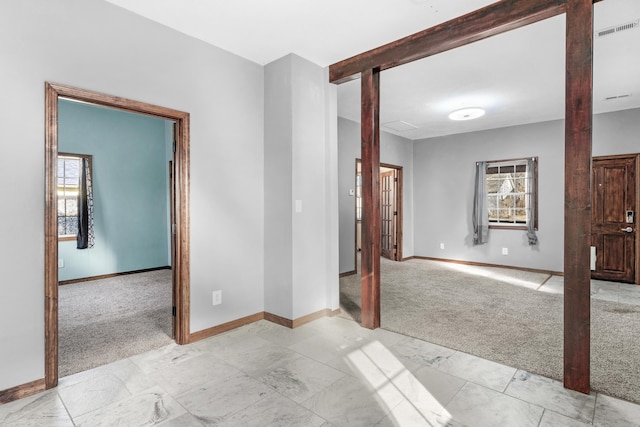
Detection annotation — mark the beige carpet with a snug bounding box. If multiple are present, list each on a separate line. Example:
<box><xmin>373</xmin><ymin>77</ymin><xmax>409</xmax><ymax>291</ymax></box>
<box><xmin>59</xmin><ymin>269</ymin><xmax>173</xmax><ymax>377</ymax></box>
<box><xmin>340</xmin><ymin>258</ymin><xmax>640</xmax><ymax>404</ymax></box>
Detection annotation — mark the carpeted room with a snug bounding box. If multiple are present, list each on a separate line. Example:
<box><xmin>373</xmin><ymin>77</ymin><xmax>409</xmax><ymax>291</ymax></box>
<box><xmin>57</xmin><ymin>98</ymin><xmax>176</xmax><ymax>377</ymax></box>
<box><xmin>337</xmin><ymin>111</ymin><xmax>640</xmax><ymax>405</ymax></box>
<box><xmin>339</xmin><ymin>257</ymin><xmax>640</xmax><ymax>404</ymax></box>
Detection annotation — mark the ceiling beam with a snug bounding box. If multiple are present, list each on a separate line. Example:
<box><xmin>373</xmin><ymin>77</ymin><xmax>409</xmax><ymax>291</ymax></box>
<box><xmin>329</xmin><ymin>0</ymin><xmax>567</xmax><ymax>83</ymax></box>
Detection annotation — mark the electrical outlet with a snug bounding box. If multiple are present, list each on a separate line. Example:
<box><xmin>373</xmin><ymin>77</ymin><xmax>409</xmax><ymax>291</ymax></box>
<box><xmin>502</xmin><ymin>247</ymin><xmax>509</xmax><ymax>255</ymax></box>
<box><xmin>58</xmin><ymin>258</ymin><xmax>64</xmax><ymax>268</ymax></box>
<box><xmin>212</xmin><ymin>290</ymin><xmax>222</xmax><ymax>306</ymax></box>
<box><xmin>440</xmin><ymin>243</ymin><xmax>445</xmax><ymax>250</ymax></box>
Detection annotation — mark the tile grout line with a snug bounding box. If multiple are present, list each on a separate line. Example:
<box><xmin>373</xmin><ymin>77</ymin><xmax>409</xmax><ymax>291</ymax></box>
<box><xmin>55</xmin><ymin>389</ymin><xmax>78</xmax><ymax>426</ymax></box>
<box><xmin>592</xmin><ymin>392</ymin><xmax>600</xmax><ymax>425</ymax></box>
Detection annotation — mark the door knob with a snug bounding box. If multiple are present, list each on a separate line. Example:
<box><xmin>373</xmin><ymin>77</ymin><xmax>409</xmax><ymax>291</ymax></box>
<box><xmin>622</xmin><ymin>227</ymin><xmax>634</xmax><ymax>233</ymax></box>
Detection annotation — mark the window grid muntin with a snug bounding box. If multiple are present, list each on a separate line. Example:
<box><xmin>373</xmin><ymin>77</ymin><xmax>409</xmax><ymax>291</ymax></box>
<box><xmin>486</xmin><ymin>161</ymin><xmax>530</xmax><ymax>226</ymax></box>
<box><xmin>57</xmin><ymin>155</ymin><xmax>81</xmax><ymax>237</ymax></box>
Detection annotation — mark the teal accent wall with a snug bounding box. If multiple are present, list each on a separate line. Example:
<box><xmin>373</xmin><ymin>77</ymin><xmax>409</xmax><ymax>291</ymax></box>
<box><xmin>58</xmin><ymin>99</ymin><xmax>172</xmax><ymax>281</ymax></box>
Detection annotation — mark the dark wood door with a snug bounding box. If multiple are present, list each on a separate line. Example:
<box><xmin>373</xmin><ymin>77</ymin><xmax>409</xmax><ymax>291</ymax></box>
<box><xmin>591</xmin><ymin>156</ymin><xmax>637</xmax><ymax>283</ymax></box>
<box><xmin>381</xmin><ymin>170</ymin><xmax>396</xmax><ymax>260</ymax></box>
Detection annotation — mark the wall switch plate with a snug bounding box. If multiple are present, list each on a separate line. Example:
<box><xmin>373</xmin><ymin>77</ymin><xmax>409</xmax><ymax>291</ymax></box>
<box><xmin>440</xmin><ymin>243</ymin><xmax>445</xmax><ymax>249</ymax></box>
<box><xmin>502</xmin><ymin>248</ymin><xmax>509</xmax><ymax>255</ymax></box>
<box><xmin>58</xmin><ymin>258</ymin><xmax>64</xmax><ymax>268</ymax></box>
<box><xmin>349</xmin><ymin>189</ymin><xmax>355</xmax><ymax>196</ymax></box>
<box><xmin>212</xmin><ymin>290</ymin><xmax>222</xmax><ymax>306</ymax></box>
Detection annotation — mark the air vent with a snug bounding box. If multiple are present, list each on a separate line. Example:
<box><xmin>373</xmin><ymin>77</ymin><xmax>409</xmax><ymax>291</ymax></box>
<box><xmin>597</xmin><ymin>19</ymin><xmax>638</xmax><ymax>38</ymax></box>
<box><xmin>382</xmin><ymin>121</ymin><xmax>418</xmax><ymax>132</ymax></box>
<box><xmin>605</xmin><ymin>93</ymin><xmax>632</xmax><ymax>101</ymax></box>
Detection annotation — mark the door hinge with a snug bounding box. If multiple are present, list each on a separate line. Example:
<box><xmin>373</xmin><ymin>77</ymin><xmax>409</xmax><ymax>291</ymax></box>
<box><xmin>394</xmin><ymin>177</ymin><xmax>398</xmax><ymax>182</ymax></box>
<box><xmin>172</xmin><ymin>224</ymin><xmax>177</xmax><ymax>235</ymax></box>
<box><xmin>393</xmin><ymin>244</ymin><xmax>398</xmax><ymax>249</ymax></box>
<box><xmin>172</xmin><ymin>306</ymin><xmax>176</xmax><ymax>317</ymax></box>
<box><xmin>394</xmin><ymin>211</ymin><xmax>398</xmax><ymax>216</ymax></box>
<box><xmin>172</xmin><ymin>141</ymin><xmax>177</xmax><ymax>153</ymax></box>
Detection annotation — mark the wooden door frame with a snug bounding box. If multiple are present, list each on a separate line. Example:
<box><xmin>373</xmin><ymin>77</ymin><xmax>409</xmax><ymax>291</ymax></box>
<box><xmin>592</xmin><ymin>153</ymin><xmax>640</xmax><ymax>284</ymax></box>
<box><xmin>353</xmin><ymin>160</ymin><xmax>404</xmax><ymax>270</ymax></box>
<box><xmin>331</xmin><ymin>0</ymin><xmax>599</xmax><ymax>394</ymax></box>
<box><xmin>44</xmin><ymin>82</ymin><xmax>191</xmax><ymax>389</ymax></box>
<box><xmin>380</xmin><ymin>163</ymin><xmax>403</xmax><ymax>262</ymax></box>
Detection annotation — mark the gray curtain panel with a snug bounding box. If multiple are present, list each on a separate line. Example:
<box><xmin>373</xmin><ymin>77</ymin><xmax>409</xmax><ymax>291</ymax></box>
<box><xmin>77</xmin><ymin>157</ymin><xmax>95</xmax><ymax>249</ymax></box>
<box><xmin>526</xmin><ymin>158</ymin><xmax>538</xmax><ymax>245</ymax></box>
<box><xmin>473</xmin><ymin>161</ymin><xmax>489</xmax><ymax>245</ymax></box>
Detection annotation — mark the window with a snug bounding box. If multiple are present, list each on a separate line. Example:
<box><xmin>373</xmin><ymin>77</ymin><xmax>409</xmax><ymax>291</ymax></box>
<box><xmin>486</xmin><ymin>158</ymin><xmax>537</xmax><ymax>230</ymax></box>
<box><xmin>58</xmin><ymin>153</ymin><xmax>92</xmax><ymax>241</ymax></box>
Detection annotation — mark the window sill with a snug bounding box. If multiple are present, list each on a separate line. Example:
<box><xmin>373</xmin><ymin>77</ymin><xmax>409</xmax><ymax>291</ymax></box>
<box><xmin>489</xmin><ymin>225</ymin><xmax>538</xmax><ymax>231</ymax></box>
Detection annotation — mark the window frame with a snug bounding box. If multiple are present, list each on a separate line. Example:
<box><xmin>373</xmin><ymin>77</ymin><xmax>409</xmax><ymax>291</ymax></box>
<box><xmin>486</xmin><ymin>156</ymin><xmax>538</xmax><ymax>231</ymax></box>
<box><xmin>57</xmin><ymin>152</ymin><xmax>92</xmax><ymax>241</ymax></box>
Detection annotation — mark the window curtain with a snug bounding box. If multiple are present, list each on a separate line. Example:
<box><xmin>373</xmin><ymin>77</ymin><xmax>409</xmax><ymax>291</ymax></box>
<box><xmin>526</xmin><ymin>158</ymin><xmax>538</xmax><ymax>245</ymax></box>
<box><xmin>77</xmin><ymin>157</ymin><xmax>94</xmax><ymax>249</ymax></box>
<box><xmin>473</xmin><ymin>161</ymin><xmax>489</xmax><ymax>245</ymax></box>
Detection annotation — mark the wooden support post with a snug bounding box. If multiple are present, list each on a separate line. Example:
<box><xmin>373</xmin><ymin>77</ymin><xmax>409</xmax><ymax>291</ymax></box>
<box><xmin>361</xmin><ymin>68</ymin><xmax>381</xmax><ymax>329</ymax></box>
<box><xmin>564</xmin><ymin>0</ymin><xmax>593</xmax><ymax>394</ymax></box>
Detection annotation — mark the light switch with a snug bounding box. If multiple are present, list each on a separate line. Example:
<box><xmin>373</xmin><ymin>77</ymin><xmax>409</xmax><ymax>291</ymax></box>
<box><xmin>349</xmin><ymin>189</ymin><xmax>355</xmax><ymax>196</ymax></box>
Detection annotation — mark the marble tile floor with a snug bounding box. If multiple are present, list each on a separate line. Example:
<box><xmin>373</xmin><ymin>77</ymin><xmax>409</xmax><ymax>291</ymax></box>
<box><xmin>2</xmin><ymin>316</ymin><xmax>640</xmax><ymax>426</ymax></box>
<box><xmin>538</xmin><ymin>276</ymin><xmax>640</xmax><ymax>306</ymax></box>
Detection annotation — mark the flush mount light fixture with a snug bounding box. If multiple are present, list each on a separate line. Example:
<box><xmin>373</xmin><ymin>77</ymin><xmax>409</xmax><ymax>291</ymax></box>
<box><xmin>448</xmin><ymin>107</ymin><xmax>485</xmax><ymax>121</ymax></box>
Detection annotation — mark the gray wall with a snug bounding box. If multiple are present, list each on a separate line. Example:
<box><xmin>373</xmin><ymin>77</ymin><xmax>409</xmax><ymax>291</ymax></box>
<box><xmin>338</xmin><ymin>117</ymin><xmax>414</xmax><ymax>274</ymax></box>
<box><xmin>264</xmin><ymin>54</ymin><xmax>339</xmax><ymax>319</ymax></box>
<box><xmin>0</xmin><ymin>0</ymin><xmax>341</xmax><ymax>393</ymax></box>
<box><xmin>264</xmin><ymin>55</ymin><xmax>294</xmax><ymax>318</ymax></box>
<box><xmin>0</xmin><ymin>0</ymin><xmax>265</xmax><ymax>390</ymax></box>
<box><xmin>413</xmin><ymin>107</ymin><xmax>640</xmax><ymax>272</ymax></box>
<box><xmin>593</xmin><ymin>108</ymin><xmax>640</xmax><ymax>157</ymax></box>
<box><xmin>414</xmin><ymin>120</ymin><xmax>565</xmax><ymax>271</ymax></box>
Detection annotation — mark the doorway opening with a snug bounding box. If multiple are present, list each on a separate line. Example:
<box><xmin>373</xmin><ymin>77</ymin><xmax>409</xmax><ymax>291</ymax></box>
<box><xmin>44</xmin><ymin>82</ymin><xmax>190</xmax><ymax>389</ymax></box>
<box><xmin>354</xmin><ymin>159</ymin><xmax>403</xmax><ymax>273</ymax></box>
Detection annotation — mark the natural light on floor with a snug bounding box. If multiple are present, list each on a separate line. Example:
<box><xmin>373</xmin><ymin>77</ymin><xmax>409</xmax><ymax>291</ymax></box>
<box><xmin>438</xmin><ymin>260</ymin><xmax>545</xmax><ymax>290</ymax></box>
<box><xmin>345</xmin><ymin>340</ymin><xmax>452</xmax><ymax>426</ymax></box>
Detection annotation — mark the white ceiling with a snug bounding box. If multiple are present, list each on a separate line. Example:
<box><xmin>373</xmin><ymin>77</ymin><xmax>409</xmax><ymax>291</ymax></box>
<box><xmin>105</xmin><ymin>0</ymin><xmax>640</xmax><ymax>140</ymax></box>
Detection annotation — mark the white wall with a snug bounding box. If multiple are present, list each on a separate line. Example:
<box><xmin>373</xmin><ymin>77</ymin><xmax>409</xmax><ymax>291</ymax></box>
<box><xmin>338</xmin><ymin>117</ymin><xmax>415</xmax><ymax>273</ymax></box>
<box><xmin>264</xmin><ymin>54</ymin><xmax>339</xmax><ymax>319</ymax></box>
<box><xmin>413</xmin><ymin>107</ymin><xmax>640</xmax><ymax>272</ymax></box>
<box><xmin>0</xmin><ymin>0</ymin><xmax>264</xmax><ymax>390</ymax></box>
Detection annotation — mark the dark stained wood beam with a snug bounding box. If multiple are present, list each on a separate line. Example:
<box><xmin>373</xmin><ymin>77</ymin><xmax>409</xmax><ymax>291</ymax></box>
<box><xmin>330</xmin><ymin>0</ymin><xmax>567</xmax><ymax>83</ymax></box>
<box><xmin>360</xmin><ymin>68</ymin><xmax>381</xmax><ymax>329</ymax></box>
<box><xmin>564</xmin><ymin>0</ymin><xmax>593</xmax><ymax>394</ymax></box>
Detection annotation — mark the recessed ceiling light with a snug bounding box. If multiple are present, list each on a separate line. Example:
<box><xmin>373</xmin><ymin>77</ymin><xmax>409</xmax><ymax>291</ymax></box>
<box><xmin>448</xmin><ymin>107</ymin><xmax>485</xmax><ymax>121</ymax></box>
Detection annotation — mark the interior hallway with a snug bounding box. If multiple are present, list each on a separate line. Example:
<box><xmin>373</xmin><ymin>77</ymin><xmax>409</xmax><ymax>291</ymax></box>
<box><xmin>1</xmin><ymin>316</ymin><xmax>639</xmax><ymax>426</ymax></box>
